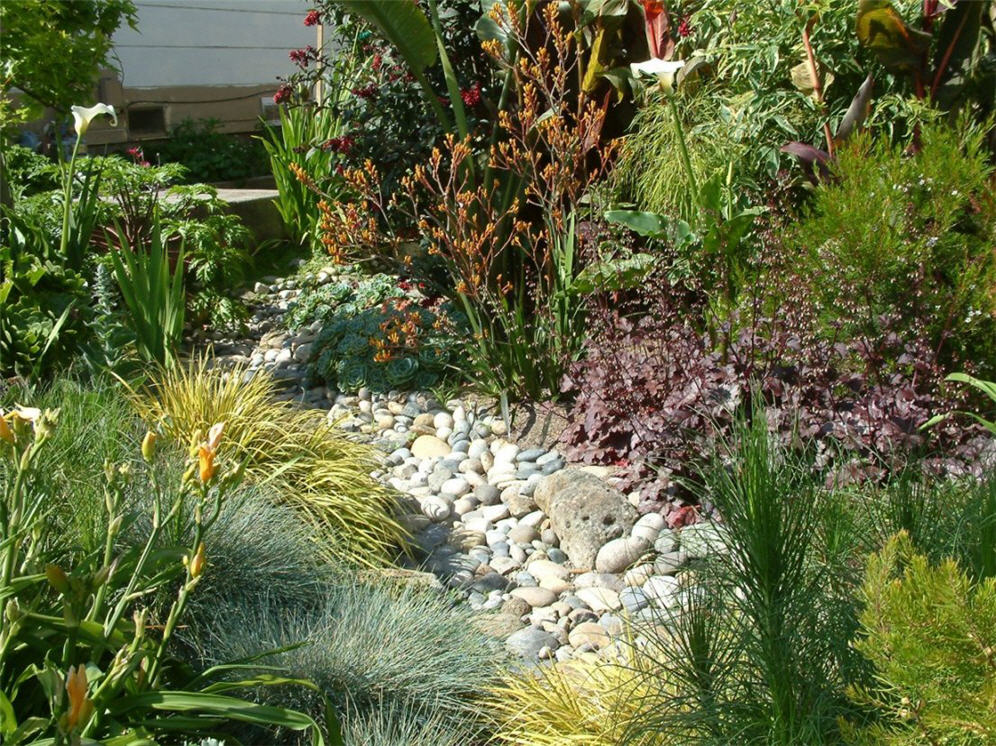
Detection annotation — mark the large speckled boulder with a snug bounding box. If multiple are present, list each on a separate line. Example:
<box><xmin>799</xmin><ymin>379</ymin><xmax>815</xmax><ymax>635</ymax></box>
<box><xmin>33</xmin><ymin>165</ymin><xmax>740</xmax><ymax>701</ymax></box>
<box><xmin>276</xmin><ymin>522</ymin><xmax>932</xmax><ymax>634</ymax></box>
<box><xmin>536</xmin><ymin>469</ymin><xmax>637</xmax><ymax>570</ymax></box>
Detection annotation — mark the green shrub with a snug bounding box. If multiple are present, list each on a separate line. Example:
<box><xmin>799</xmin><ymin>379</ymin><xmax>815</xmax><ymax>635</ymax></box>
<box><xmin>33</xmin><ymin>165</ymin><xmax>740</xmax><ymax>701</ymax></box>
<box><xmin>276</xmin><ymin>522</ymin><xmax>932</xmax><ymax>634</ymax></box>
<box><xmin>614</xmin><ymin>85</ymin><xmax>748</xmax><ymax>222</ymax></box>
<box><xmin>624</xmin><ymin>409</ymin><xmax>868</xmax><ymax>744</ymax></box>
<box><xmin>149</xmin><ymin>117</ymin><xmax>268</xmax><ymax>184</ymax></box>
<box><xmin>843</xmin><ymin>531</ymin><xmax>996</xmax><ymax>745</ymax></box>
<box><xmin>784</xmin><ymin>119</ymin><xmax>996</xmax><ymax>375</ymax></box>
<box><xmin>865</xmin><ymin>470</ymin><xmax>996</xmax><ymax>584</ymax></box>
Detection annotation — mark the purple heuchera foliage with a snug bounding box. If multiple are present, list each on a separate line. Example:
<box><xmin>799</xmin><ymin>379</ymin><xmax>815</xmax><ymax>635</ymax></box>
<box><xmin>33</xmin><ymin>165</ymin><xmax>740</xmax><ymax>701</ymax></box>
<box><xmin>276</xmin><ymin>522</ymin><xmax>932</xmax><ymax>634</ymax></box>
<box><xmin>561</xmin><ymin>269</ymin><xmax>991</xmax><ymax>519</ymax></box>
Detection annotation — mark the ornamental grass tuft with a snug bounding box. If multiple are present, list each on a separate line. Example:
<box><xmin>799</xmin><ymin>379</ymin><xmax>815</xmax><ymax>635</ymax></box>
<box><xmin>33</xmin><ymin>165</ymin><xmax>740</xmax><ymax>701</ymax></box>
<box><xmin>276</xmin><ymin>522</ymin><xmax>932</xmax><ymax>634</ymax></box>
<box><xmin>127</xmin><ymin>354</ymin><xmax>409</xmax><ymax>567</ymax></box>
<box><xmin>488</xmin><ymin>644</ymin><xmax>667</xmax><ymax>746</ymax></box>
<box><xmin>191</xmin><ymin>577</ymin><xmax>501</xmax><ymax>743</ymax></box>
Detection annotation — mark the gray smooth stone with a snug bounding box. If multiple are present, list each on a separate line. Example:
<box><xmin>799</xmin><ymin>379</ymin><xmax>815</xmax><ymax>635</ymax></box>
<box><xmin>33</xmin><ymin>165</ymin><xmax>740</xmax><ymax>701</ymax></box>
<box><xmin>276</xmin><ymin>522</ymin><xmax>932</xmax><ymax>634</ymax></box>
<box><xmin>506</xmin><ymin>627</ymin><xmax>560</xmax><ymax>658</ymax></box>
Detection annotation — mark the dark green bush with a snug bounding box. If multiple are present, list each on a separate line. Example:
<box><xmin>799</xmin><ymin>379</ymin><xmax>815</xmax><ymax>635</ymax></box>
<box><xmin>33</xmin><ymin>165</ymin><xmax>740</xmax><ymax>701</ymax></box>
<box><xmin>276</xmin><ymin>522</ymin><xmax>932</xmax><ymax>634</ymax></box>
<box><xmin>148</xmin><ymin>118</ymin><xmax>268</xmax><ymax>184</ymax></box>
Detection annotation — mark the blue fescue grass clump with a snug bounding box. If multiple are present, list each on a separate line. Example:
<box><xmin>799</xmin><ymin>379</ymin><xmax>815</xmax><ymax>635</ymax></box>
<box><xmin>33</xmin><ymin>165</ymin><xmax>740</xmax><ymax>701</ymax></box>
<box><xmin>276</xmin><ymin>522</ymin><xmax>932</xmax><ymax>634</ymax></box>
<box><xmin>191</xmin><ymin>575</ymin><xmax>501</xmax><ymax>742</ymax></box>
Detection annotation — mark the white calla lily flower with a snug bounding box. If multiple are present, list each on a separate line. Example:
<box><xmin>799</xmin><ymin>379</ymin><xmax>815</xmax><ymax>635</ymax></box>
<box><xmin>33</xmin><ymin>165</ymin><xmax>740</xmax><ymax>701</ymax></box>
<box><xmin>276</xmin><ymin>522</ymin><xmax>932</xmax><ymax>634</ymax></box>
<box><xmin>70</xmin><ymin>103</ymin><xmax>118</xmax><ymax>136</ymax></box>
<box><xmin>630</xmin><ymin>58</ymin><xmax>685</xmax><ymax>93</ymax></box>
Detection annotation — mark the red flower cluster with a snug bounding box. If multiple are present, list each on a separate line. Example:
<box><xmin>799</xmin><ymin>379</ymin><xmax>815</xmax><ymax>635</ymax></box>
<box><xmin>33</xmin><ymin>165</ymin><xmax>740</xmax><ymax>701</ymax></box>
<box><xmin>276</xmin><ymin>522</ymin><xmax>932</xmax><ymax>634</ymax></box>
<box><xmin>322</xmin><ymin>134</ymin><xmax>355</xmax><ymax>153</ymax></box>
<box><xmin>303</xmin><ymin>9</ymin><xmax>321</xmax><ymax>26</ymax></box>
<box><xmin>352</xmin><ymin>84</ymin><xmax>379</xmax><ymax>100</ymax></box>
<box><xmin>289</xmin><ymin>45</ymin><xmax>317</xmax><ymax>67</ymax></box>
<box><xmin>372</xmin><ymin>53</ymin><xmax>383</xmax><ymax>72</ymax></box>
<box><xmin>460</xmin><ymin>82</ymin><xmax>482</xmax><ymax>107</ymax></box>
<box><xmin>677</xmin><ymin>17</ymin><xmax>692</xmax><ymax>37</ymax></box>
<box><xmin>273</xmin><ymin>84</ymin><xmax>292</xmax><ymax>104</ymax></box>
<box><xmin>126</xmin><ymin>146</ymin><xmax>149</xmax><ymax>167</ymax></box>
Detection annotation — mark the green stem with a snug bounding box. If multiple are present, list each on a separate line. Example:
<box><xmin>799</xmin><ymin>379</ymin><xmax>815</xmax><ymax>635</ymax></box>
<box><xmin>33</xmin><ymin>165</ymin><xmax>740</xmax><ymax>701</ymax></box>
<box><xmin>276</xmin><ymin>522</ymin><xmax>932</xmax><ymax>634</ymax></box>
<box><xmin>59</xmin><ymin>136</ymin><xmax>82</xmax><ymax>258</ymax></box>
<box><xmin>668</xmin><ymin>96</ymin><xmax>698</xmax><ymax>214</ymax></box>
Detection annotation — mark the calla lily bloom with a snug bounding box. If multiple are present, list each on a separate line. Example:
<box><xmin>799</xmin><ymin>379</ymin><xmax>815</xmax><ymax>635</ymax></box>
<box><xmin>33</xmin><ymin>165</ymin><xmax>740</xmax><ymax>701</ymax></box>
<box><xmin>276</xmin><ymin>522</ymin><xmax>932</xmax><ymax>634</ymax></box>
<box><xmin>70</xmin><ymin>103</ymin><xmax>118</xmax><ymax>136</ymax></box>
<box><xmin>630</xmin><ymin>58</ymin><xmax>685</xmax><ymax>93</ymax></box>
<box><xmin>10</xmin><ymin>405</ymin><xmax>42</xmax><ymax>423</ymax></box>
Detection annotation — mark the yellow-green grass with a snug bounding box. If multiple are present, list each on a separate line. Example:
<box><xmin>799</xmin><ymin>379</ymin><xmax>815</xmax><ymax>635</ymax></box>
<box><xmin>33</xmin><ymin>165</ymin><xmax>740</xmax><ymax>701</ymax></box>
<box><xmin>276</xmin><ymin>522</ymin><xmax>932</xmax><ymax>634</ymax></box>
<box><xmin>488</xmin><ymin>643</ymin><xmax>669</xmax><ymax>746</ymax></box>
<box><xmin>126</xmin><ymin>354</ymin><xmax>409</xmax><ymax>567</ymax></box>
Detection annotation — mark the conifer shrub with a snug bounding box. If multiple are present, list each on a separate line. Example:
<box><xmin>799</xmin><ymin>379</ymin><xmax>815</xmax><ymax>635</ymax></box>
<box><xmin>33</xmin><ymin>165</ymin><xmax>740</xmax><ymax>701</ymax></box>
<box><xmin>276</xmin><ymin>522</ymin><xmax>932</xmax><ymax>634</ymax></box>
<box><xmin>843</xmin><ymin>531</ymin><xmax>996</xmax><ymax>745</ymax></box>
<box><xmin>784</xmin><ymin>119</ymin><xmax>996</xmax><ymax>377</ymax></box>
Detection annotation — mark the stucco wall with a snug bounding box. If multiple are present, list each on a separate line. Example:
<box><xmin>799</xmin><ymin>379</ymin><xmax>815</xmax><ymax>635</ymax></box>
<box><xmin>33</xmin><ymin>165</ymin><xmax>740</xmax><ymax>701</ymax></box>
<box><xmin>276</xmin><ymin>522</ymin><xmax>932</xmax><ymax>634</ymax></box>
<box><xmin>112</xmin><ymin>0</ymin><xmax>314</xmax><ymax>88</ymax></box>
<box><xmin>81</xmin><ymin>0</ymin><xmax>315</xmax><ymax>144</ymax></box>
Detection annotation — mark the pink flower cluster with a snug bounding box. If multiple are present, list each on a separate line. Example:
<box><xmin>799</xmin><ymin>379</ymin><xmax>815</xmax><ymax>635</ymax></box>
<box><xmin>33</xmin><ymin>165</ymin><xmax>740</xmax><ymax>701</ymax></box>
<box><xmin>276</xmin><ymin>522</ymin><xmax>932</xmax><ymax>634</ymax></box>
<box><xmin>274</xmin><ymin>84</ymin><xmax>292</xmax><ymax>104</ymax></box>
<box><xmin>304</xmin><ymin>9</ymin><xmax>321</xmax><ymax>26</ymax></box>
<box><xmin>352</xmin><ymin>83</ymin><xmax>379</xmax><ymax>100</ymax></box>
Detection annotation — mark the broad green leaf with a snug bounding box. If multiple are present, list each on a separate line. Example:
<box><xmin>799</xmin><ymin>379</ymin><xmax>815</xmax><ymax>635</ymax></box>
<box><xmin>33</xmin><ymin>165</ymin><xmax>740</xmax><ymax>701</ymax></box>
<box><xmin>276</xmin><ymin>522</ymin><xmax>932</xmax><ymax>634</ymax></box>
<box><xmin>604</xmin><ymin>209</ymin><xmax>667</xmax><ymax>237</ymax></box>
<box><xmin>108</xmin><ymin>691</ymin><xmax>328</xmax><ymax>745</ymax></box>
<box><xmin>572</xmin><ymin>253</ymin><xmax>657</xmax><ymax>294</ymax></box>
<box><xmin>856</xmin><ymin>0</ymin><xmax>932</xmax><ymax>73</ymax></box>
<box><xmin>0</xmin><ymin>690</ymin><xmax>16</xmax><ymax>737</ymax></box>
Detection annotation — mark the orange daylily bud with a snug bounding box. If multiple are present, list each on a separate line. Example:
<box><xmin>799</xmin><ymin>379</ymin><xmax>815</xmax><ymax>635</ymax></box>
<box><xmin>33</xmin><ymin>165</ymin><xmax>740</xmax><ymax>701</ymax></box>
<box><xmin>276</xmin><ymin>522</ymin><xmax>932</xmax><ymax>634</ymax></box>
<box><xmin>64</xmin><ymin>664</ymin><xmax>94</xmax><ymax>732</ymax></box>
<box><xmin>198</xmin><ymin>445</ymin><xmax>216</xmax><ymax>483</ymax></box>
<box><xmin>141</xmin><ymin>431</ymin><xmax>157</xmax><ymax>463</ymax></box>
<box><xmin>189</xmin><ymin>541</ymin><xmax>206</xmax><ymax>578</ymax></box>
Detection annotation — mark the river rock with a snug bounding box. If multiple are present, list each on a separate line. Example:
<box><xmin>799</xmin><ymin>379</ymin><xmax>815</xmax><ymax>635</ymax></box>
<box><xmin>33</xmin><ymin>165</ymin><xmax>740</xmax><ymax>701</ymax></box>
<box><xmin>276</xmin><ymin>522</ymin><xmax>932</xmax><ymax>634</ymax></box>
<box><xmin>411</xmin><ymin>435</ymin><xmax>452</xmax><ymax>460</ymax></box>
<box><xmin>568</xmin><ymin>621</ymin><xmax>610</xmax><ymax>649</ymax></box>
<box><xmin>506</xmin><ymin>626</ymin><xmax>559</xmax><ymax>658</ymax></box>
<box><xmin>537</xmin><ymin>469</ymin><xmax>638</xmax><ymax>570</ymax></box>
<box><xmin>510</xmin><ymin>586</ymin><xmax>558</xmax><ymax>608</ymax></box>
<box><xmin>595</xmin><ymin>536</ymin><xmax>651</xmax><ymax>574</ymax></box>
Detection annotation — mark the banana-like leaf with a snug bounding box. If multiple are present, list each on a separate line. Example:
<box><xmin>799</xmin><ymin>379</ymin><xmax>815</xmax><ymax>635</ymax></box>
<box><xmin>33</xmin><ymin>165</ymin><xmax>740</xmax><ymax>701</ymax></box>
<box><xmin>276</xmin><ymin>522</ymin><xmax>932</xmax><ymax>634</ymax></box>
<box><xmin>835</xmin><ymin>73</ymin><xmax>875</xmax><ymax>142</ymax></box>
<box><xmin>930</xmin><ymin>0</ymin><xmax>986</xmax><ymax>105</ymax></box>
<box><xmin>334</xmin><ymin>0</ymin><xmax>436</xmax><ymax>71</ymax></box>
<box><xmin>856</xmin><ymin>0</ymin><xmax>933</xmax><ymax>73</ymax></box>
